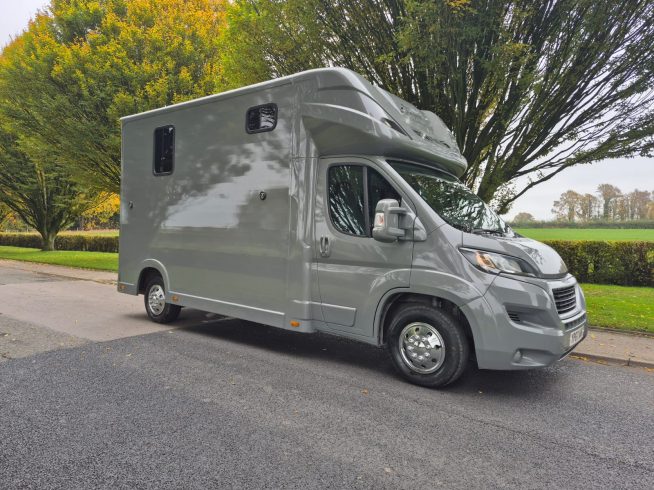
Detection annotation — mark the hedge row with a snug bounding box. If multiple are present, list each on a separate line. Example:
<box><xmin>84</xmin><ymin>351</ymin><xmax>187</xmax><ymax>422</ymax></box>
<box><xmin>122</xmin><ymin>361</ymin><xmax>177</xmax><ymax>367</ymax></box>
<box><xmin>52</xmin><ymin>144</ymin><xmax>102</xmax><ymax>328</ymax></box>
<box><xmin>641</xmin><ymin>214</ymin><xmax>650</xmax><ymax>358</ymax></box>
<box><xmin>543</xmin><ymin>240</ymin><xmax>653</xmax><ymax>287</ymax></box>
<box><xmin>510</xmin><ymin>220</ymin><xmax>654</xmax><ymax>229</ymax></box>
<box><xmin>0</xmin><ymin>233</ymin><xmax>119</xmax><ymax>253</ymax></box>
<box><xmin>0</xmin><ymin>233</ymin><xmax>651</xmax><ymax>286</ymax></box>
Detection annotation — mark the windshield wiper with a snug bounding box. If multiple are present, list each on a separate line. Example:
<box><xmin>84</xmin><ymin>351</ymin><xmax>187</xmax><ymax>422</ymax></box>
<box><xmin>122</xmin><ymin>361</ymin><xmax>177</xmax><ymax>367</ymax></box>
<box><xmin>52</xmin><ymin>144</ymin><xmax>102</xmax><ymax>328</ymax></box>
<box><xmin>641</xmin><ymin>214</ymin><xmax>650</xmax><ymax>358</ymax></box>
<box><xmin>471</xmin><ymin>227</ymin><xmax>504</xmax><ymax>236</ymax></box>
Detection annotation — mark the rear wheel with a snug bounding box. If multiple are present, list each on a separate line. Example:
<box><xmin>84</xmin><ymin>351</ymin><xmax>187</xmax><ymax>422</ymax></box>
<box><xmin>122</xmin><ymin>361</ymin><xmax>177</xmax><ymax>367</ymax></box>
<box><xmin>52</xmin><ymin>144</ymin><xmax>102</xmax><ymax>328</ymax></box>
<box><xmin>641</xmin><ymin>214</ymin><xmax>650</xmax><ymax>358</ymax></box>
<box><xmin>387</xmin><ymin>304</ymin><xmax>469</xmax><ymax>388</ymax></box>
<box><xmin>144</xmin><ymin>275</ymin><xmax>181</xmax><ymax>324</ymax></box>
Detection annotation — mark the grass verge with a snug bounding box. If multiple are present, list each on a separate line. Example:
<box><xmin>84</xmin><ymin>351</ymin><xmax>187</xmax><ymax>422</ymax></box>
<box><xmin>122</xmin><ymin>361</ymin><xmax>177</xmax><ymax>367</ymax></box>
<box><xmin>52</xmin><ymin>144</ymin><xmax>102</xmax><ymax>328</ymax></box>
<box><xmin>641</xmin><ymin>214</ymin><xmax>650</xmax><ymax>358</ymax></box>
<box><xmin>0</xmin><ymin>246</ymin><xmax>118</xmax><ymax>272</ymax></box>
<box><xmin>581</xmin><ymin>283</ymin><xmax>654</xmax><ymax>334</ymax></box>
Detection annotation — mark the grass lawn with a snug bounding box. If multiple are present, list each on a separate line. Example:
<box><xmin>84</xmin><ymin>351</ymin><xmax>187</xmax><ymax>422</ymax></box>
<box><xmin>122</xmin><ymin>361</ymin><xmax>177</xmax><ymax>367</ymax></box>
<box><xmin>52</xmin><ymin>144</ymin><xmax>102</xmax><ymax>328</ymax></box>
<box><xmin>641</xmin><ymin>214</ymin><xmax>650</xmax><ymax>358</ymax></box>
<box><xmin>0</xmin><ymin>246</ymin><xmax>118</xmax><ymax>271</ymax></box>
<box><xmin>515</xmin><ymin>228</ymin><xmax>654</xmax><ymax>242</ymax></box>
<box><xmin>581</xmin><ymin>283</ymin><xmax>654</xmax><ymax>334</ymax></box>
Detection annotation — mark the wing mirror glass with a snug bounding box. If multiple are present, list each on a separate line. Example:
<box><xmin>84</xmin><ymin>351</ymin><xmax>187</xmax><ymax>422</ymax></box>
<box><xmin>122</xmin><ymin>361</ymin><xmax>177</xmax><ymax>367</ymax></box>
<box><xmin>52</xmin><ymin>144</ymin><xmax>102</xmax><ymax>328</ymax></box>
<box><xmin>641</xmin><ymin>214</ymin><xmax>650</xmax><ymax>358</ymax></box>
<box><xmin>372</xmin><ymin>199</ymin><xmax>407</xmax><ymax>242</ymax></box>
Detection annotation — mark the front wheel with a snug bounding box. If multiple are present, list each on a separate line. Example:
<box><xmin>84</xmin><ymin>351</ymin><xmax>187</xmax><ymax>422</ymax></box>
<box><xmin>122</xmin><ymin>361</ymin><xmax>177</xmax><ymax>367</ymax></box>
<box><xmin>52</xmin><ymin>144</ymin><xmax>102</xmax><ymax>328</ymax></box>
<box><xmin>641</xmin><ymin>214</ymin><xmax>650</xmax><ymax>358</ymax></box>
<box><xmin>387</xmin><ymin>304</ymin><xmax>469</xmax><ymax>388</ymax></box>
<box><xmin>144</xmin><ymin>276</ymin><xmax>181</xmax><ymax>324</ymax></box>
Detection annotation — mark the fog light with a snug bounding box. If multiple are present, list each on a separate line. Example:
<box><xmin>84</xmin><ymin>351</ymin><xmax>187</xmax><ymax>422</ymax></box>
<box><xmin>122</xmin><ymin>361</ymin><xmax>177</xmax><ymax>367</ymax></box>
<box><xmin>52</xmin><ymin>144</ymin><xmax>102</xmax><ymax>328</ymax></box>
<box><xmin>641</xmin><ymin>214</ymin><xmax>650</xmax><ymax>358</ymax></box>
<box><xmin>513</xmin><ymin>350</ymin><xmax>523</xmax><ymax>363</ymax></box>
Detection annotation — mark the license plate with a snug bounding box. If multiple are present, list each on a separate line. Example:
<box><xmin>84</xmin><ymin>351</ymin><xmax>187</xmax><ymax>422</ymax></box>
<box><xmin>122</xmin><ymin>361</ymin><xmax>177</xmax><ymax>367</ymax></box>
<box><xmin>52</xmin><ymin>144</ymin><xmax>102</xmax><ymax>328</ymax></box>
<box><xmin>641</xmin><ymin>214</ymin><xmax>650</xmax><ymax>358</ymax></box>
<box><xmin>568</xmin><ymin>327</ymin><xmax>585</xmax><ymax>348</ymax></box>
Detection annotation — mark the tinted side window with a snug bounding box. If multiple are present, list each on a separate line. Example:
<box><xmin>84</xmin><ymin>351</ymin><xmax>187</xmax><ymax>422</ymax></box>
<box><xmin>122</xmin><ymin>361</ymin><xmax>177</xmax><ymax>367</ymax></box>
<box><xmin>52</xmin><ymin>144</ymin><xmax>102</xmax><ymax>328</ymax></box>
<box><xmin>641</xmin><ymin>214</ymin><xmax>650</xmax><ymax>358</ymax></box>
<box><xmin>328</xmin><ymin>165</ymin><xmax>366</xmax><ymax>236</ymax></box>
<box><xmin>154</xmin><ymin>125</ymin><xmax>174</xmax><ymax>175</ymax></box>
<box><xmin>246</xmin><ymin>103</ymin><xmax>277</xmax><ymax>133</ymax></box>
<box><xmin>367</xmin><ymin>168</ymin><xmax>401</xmax><ymax>232</ymax></box>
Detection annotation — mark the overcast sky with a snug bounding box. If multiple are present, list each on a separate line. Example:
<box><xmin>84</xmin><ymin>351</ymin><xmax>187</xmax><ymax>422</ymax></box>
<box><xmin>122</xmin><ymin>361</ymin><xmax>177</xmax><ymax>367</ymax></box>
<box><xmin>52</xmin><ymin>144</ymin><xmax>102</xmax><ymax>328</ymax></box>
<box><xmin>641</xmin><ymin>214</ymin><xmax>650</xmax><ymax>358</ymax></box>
<box><xmin>2</xmin><ymin>0</ymin><xmax>652</xmax><ymax>219</ymax></box>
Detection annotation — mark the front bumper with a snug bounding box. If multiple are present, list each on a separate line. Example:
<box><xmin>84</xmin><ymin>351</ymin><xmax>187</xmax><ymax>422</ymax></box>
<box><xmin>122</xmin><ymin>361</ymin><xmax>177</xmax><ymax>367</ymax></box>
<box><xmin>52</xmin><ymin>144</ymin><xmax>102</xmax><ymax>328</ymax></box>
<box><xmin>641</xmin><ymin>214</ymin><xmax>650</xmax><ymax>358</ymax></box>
<box><xmin>460</xmin><ymin>274</ymin><xmax>587</xmax><ymax>370</ymax></box>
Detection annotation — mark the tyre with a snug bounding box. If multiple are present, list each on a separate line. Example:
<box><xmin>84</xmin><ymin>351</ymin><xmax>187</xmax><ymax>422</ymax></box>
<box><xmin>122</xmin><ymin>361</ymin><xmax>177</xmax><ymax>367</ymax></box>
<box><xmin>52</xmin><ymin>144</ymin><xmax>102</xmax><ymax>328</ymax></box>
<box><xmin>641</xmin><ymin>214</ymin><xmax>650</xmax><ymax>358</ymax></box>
<box><xmin>387</xmin><ymin>304</ymin><xmax>469</xmax><ymax>388</ymax></box>
<box><xmin>144</xmin><ymin>275</ymin><xmax>181</xmax><ymax>324</ymax></box>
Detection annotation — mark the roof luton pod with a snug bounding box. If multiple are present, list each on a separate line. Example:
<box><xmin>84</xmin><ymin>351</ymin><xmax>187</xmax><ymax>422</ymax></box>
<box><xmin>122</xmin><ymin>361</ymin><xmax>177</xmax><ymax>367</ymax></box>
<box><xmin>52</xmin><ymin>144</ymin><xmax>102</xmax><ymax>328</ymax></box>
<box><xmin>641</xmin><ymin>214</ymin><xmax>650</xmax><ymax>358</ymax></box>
<box><xmin>119</xmin><ymin>67</ymin><xmax>587</xmax><ymax>388</ymax></box>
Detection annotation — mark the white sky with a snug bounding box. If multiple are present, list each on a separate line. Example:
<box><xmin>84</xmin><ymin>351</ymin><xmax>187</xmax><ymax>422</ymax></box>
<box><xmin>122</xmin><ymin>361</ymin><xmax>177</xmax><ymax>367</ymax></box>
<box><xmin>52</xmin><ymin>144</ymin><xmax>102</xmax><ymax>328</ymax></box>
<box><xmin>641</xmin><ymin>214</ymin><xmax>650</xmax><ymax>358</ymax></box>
<box><xmin>2</xmin><ymin>0</ymin><xmax>652</xmax><ymax>219</ymax></box>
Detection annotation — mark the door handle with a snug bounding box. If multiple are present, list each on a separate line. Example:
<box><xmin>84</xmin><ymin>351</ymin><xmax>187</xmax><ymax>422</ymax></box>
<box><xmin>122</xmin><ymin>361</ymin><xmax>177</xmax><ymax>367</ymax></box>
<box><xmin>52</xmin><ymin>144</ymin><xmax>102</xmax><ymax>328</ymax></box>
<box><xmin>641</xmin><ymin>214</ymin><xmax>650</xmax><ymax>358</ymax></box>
<box><xmin>319</xmin><ymin>236</ymin><xmax>331</xmax><ymax>257</ymax></box>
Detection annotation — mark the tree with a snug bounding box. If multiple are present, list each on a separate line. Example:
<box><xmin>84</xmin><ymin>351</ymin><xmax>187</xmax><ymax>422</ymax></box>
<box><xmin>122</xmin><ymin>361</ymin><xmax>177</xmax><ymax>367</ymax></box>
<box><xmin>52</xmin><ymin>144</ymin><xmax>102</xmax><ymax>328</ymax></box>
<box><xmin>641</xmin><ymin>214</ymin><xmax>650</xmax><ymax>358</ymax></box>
<box><xmin>0</xmin><ymin>202</ymin><xmax>12</xmax><ymax>229</ymax></box>
<box><xmin>626</xmin><ymin>189</ymin><xmax>651</xmax><ymax>220</ymax></box>
<box><xmin>78</xmin><ymin>192</ymin><xmax>120</xmax><ymax>229</ymax></box>
<box><xmin>648</xmin><ymin>193</ymin><xmax>654</xmax><ymax>220</ymax></box>
<box><xmin>578</xmin><ymin>193</ymin><xmax>599</xmax><ymax>221</ymax></box>
<box><xmin>0</xmin><ymin>129</ymin><xmax>94</xmax><ymax>250</ymax></box>
<box><xmin>552</xmin><ymin>190</ymin><xmax>581</xmax><ymax>221</ymax></box>
<box><xmin>0</xmin><ymin>0</ymin><xmax>230</xmax><ymax>194</ymax></box>
<box><xmin>513</xmin><ymin>212</ymin><xmax>535</xmax><ymax>223</ymax></box>
<box><xmin>225</xmin><ymin>0</ymin><xmax>654</xmax><ymax>211</ymax></box>
<box><xmin>596</xmin><ymin>184</ymin><xmax>622</xmax><ymax>219</ymax></box>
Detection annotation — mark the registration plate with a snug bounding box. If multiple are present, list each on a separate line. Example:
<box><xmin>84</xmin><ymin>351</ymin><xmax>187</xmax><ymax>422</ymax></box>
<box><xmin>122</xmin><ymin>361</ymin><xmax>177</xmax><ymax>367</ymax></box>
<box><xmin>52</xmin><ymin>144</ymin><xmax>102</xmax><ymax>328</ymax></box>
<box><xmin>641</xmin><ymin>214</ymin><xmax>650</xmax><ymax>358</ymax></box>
<box><xmin>568</xmin><ymin>326</ymin><xmax>585</xmax><ymax>348</ymax></box>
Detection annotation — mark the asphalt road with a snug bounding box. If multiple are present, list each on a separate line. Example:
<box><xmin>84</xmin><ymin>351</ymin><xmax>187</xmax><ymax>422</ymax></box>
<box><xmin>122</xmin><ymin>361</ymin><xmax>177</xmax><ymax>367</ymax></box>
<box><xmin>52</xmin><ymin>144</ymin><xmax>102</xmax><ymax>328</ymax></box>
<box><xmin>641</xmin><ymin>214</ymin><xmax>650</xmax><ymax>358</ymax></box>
<box><xmin>0</xmin><ymin>265</ymin><xmax>653</xmax><ymax>489</ymax></box>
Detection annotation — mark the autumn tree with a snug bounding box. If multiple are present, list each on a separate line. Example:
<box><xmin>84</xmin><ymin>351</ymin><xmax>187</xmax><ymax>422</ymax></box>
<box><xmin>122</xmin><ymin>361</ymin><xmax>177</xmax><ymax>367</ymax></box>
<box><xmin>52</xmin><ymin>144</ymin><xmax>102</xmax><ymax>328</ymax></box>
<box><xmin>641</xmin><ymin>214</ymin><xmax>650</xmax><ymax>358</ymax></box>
<box><xmin>648</xmin><ymin>194</ymin><xmax>654</xmax><ymax>220</ymax></box>
<box><xmin>226</xmin><ymin>0</ymin><xmax>654</xmax><ymax>211</ymax></box>
<box><xmin>552</xmin><ymin>190</ymin><xmax>582</xmax><ymax>222</ymax></box>
<box><xmin>0</xmin><ymin>0</ymin><xmax>230</xmax><ymax>194</ymax></box>
<box><xmin>513</xmin><ymin>212</ymin><xmax>535</xmax><ymax>223</ymax></box>
<box><xmin>596</xmin><ymin>184</ymin><xmax>622</xmax><ymax>219</ymax></box>
<box><xmin>78</xmin><ymin>192</ymin><xmax>120</xmax><ymax>229</ymax></box>
<box><xmin>626</xmin><ymin>190</ymin><xmax>651</xmax><ymax>220</ymax></box>
<box><xmin>578</xmin><ymin>193</ymin><xmax>599</xmax><ymax>221</ymax></box>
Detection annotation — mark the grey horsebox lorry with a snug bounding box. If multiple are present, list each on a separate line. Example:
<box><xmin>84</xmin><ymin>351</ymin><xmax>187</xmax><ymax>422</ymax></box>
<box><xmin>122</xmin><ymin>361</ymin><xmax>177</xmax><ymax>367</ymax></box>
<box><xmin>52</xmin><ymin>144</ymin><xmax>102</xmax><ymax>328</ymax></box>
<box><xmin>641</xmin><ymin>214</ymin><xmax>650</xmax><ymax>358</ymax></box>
<box><xmin>118</xmin><ymin>67</ymin><xmax>587</xmax><ymax>387</ymax></box>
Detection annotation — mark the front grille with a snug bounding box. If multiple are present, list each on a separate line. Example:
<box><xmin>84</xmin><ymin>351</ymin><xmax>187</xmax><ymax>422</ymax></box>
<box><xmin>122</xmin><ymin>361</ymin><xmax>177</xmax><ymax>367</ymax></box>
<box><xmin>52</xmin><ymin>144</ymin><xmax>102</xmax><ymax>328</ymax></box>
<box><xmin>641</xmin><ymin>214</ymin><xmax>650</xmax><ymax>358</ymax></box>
<box><xmin>564</xmin><ymin>313</ymin><xmax>586</xmax><ymax>330</ymax></box>
<box><xmin>553</xmin><ymin>285</ymin><xmax>577</xmax><ymax>315</ymax></box>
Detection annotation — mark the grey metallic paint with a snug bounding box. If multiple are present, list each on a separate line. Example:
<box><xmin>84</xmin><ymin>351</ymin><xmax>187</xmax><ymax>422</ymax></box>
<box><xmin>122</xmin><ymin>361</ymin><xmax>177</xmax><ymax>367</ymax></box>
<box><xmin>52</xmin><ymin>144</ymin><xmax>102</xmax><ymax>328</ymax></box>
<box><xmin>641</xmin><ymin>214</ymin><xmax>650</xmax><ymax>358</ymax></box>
<box><xmin>119</xmin><ymin>67</ymin><xmax>586</xmax><ymax>370</ymax></box>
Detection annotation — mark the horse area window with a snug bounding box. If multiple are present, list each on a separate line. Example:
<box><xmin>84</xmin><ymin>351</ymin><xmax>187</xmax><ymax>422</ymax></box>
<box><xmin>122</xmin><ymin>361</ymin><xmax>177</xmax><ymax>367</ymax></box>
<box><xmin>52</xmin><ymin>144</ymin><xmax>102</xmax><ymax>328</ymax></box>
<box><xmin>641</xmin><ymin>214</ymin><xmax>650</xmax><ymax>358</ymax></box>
<box><xmin>246</xmin><ymin>103</ymin><xmax>277</xmax><ymax>133</ymax></box>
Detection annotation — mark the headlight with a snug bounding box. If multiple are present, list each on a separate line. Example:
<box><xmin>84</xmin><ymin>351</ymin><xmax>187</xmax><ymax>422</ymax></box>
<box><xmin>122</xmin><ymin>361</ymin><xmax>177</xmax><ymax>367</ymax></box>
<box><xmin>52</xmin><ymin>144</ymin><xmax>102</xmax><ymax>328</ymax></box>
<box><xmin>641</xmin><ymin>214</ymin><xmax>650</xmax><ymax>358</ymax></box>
<box><xmin>460</xmin><ymin>248</ymin><xmax>537</xmax><ymax>277</ymax></box>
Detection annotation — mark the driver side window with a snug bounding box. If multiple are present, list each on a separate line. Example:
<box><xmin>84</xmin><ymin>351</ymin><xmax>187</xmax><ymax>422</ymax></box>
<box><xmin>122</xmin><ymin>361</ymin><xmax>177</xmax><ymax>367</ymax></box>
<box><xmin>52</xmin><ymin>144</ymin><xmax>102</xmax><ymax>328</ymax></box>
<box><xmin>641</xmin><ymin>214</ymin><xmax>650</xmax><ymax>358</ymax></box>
<box><xmin>327</xmin><ymin>165</ymin><xmax>400</xmax><ymax>237</ymax></box>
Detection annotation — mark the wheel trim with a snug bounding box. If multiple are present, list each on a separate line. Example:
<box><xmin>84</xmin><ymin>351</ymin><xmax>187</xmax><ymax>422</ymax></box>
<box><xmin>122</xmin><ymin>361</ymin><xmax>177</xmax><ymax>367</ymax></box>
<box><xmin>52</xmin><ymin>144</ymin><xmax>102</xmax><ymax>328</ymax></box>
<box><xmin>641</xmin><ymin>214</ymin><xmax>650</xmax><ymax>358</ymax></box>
<box><xmin>147</xmin><ymin>284</ymin><xmax>166</xmax><ymax>315</ymax></box>
<box><xmin>398</xmin><ymin>322</ymin><xmax>445</xmax><ymax>374</ymax></box>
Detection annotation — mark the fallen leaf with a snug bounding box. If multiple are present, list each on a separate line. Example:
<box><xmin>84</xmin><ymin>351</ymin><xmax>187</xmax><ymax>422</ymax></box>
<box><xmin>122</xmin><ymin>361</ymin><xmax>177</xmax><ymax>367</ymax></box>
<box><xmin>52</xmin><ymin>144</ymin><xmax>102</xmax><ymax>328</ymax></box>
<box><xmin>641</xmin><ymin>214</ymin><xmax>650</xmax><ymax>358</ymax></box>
<box><xmin>361</xmin><ymin>389</ymin><xmax>369</xmax><ymax>395</ymax></box>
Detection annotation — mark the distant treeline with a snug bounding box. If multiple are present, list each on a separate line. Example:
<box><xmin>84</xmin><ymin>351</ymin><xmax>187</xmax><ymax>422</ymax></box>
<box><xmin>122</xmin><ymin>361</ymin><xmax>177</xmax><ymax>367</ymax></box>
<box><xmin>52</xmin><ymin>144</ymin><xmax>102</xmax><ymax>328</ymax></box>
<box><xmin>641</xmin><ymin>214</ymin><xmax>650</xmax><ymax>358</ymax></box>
<box><xmin>512</xmin><ymin>185</ymin><xmax>653</xmax><ymax>225</ymax></box>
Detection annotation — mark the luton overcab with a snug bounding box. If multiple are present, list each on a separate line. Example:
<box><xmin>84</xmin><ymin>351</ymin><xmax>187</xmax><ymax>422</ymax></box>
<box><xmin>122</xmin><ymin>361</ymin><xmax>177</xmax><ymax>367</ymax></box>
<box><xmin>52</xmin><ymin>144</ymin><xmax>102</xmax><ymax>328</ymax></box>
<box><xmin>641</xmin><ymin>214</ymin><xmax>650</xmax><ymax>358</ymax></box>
<box><xmin>118</xmin><ymin>68</ymin><xmax>587</xmax><ymax>387</ymax></box>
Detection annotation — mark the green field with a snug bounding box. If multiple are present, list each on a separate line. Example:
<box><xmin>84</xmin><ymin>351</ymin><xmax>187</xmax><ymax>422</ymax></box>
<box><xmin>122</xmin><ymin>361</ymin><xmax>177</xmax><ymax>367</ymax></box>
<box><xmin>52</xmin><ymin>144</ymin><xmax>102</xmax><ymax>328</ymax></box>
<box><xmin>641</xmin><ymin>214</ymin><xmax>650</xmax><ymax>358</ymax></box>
<box><xmin>0</xmin><ymin>246</ymin><xmax>118</xmax><ymax>271</ymax></box>
<box><xmin>515</xmin><ymin>228</ymin><xmax>654</xmax><ymax>242</ymax></box>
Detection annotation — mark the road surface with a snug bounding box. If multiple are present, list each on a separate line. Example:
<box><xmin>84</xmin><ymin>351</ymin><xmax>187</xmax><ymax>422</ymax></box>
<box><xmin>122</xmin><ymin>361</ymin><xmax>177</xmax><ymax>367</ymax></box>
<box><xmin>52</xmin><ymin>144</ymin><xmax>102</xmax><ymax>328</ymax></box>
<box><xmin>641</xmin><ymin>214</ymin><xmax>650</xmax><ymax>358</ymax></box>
<box><xmin>0</xmin><ymin>264</ymin><xmax>652</xmax><ymax>489</ymax></box>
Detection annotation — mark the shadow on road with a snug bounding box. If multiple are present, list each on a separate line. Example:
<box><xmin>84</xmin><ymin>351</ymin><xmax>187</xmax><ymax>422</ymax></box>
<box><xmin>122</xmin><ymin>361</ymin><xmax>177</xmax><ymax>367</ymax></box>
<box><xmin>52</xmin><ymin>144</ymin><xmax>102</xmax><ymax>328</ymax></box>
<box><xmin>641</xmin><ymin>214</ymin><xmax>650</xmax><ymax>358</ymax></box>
<box><xmin>171</xmin><ymin>310</ymin><xmax>565</xmax><ymax>397</ymax></box>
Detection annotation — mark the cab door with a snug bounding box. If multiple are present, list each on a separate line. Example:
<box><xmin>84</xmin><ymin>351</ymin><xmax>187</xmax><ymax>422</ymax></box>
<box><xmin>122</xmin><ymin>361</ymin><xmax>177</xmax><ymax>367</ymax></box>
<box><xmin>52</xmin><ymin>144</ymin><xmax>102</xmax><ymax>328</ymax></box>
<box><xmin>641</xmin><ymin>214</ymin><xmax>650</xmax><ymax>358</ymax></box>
<box><xmin>314</xmin><ymin>157</ymin><xmax>414</xmax><ymax>340</ymax></box>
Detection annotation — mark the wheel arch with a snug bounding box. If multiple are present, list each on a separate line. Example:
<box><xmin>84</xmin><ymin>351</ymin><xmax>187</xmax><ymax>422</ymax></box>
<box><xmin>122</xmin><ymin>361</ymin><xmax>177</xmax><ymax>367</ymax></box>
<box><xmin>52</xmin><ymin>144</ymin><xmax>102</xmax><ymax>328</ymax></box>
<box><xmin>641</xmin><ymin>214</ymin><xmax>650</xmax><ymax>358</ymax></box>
<box><xmin>375</xmin><ymin>290</ymin><xmax>478</xmax><ymax>366</ymax></box>
<box><xmin>136</xmin><ymin>259</ymin><xmax>170</xmax><ymax>295</ymax></box>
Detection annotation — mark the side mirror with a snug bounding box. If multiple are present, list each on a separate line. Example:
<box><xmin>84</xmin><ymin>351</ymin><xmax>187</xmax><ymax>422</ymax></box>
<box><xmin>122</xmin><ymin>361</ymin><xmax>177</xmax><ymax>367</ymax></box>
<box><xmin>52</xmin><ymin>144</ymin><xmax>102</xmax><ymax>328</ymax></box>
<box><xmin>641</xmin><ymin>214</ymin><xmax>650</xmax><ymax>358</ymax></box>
<box><xmin>372</xmin><ymin>199</ymin><xmax>407</xmax><ymax>243</ymax></box>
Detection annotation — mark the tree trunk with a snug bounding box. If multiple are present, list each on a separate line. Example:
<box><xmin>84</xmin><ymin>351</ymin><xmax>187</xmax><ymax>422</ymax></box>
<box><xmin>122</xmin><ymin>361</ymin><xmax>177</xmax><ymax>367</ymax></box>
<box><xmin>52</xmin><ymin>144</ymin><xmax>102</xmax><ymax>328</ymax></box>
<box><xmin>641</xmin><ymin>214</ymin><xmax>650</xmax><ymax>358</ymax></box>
<box><xmin>40</xmin><ymin>232</ymin><xmax>56</xmax><ymax>251</ymax></box>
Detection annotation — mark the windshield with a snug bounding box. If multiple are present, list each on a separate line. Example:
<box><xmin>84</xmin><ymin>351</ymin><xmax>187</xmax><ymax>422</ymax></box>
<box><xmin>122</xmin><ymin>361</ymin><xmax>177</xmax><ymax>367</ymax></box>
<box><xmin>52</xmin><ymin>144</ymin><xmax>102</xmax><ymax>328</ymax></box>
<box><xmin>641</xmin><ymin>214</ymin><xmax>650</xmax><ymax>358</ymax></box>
<box><xmin>389</xmin><ymin>161</ymin><xmax>509</xmax><ymax>234</ymax></box>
